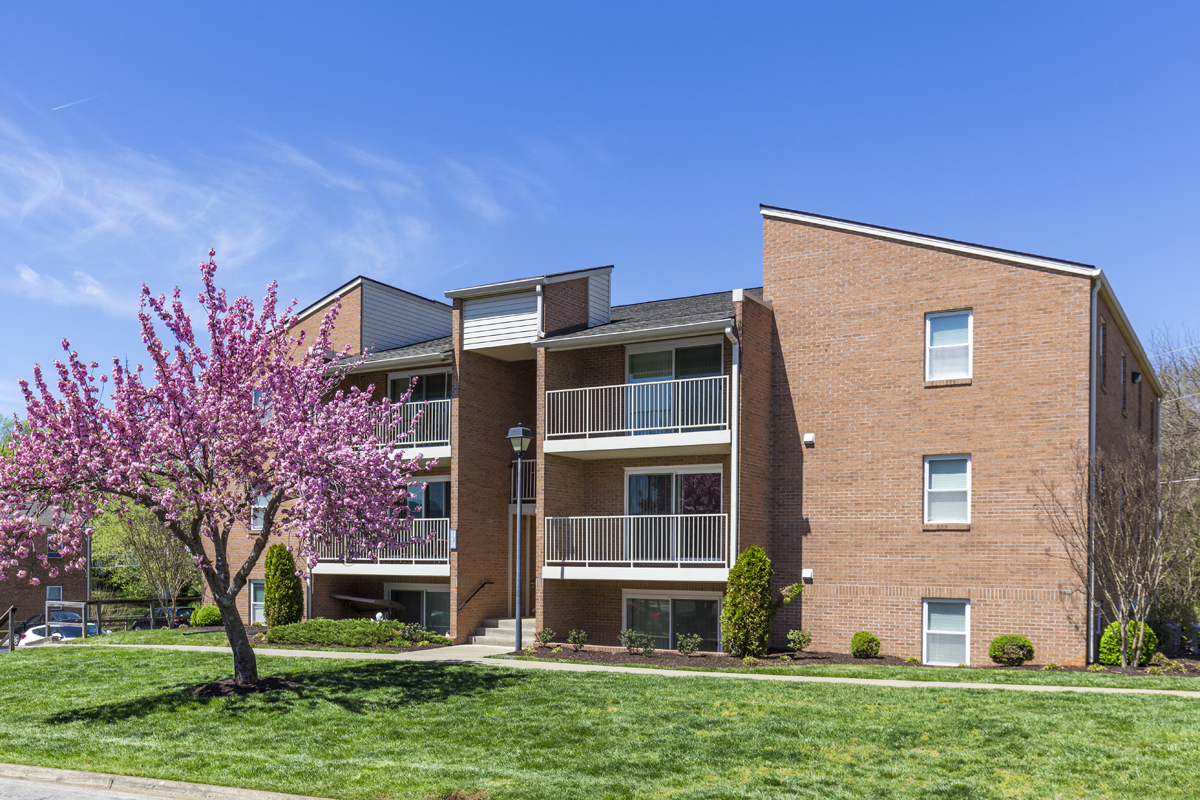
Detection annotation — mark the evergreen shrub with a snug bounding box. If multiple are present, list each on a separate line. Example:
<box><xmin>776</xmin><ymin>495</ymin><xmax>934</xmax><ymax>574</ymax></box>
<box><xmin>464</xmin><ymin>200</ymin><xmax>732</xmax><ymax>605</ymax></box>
<box><xmin>850</xmin><ymin>631</ymin><xmax>880</xmax><ymax>658</ymax></box>
<box><xmin>1098</xmin><ymin>621</ymin><xmax>1158</xmax><ymax>667</ymax></box>
<box><xmin>988</xmin><ymin>634</ymin><xmax>1035</xmax><ymax>666</ymax></box>
<box><xmin>190</xmin><ymin>606</ymin><xmax>222</xmax><ymax>627</ymax></box>
<box><xmin>719</xmin><ymin>547</ymin><xmax>801</xmax><ymax>658</ymax></box>
<box><xmin>263</xmin><ymin>544</ymin><xmax>303</xmax><ymax>628</ymax></box>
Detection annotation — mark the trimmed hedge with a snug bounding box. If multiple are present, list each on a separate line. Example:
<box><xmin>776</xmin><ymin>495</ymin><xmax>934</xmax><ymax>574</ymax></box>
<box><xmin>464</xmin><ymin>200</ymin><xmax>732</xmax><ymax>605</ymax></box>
<box><xmin>190</xmin><ymin>606</ymin><xmax>222</xmax><ymax>627</ymax></box>
<box><xmin>264</xmin><ymin>544</ymin><xmax>303</xmax><ymax>628</ymax></box>
<box><xmin>988</xmin><ymin>634</ymin><xmax>1035</xmax><ymax>666</ymax></box>
<box><xmin>265</xmin><ymin>618</ymin><xmax>450</xmax><ymax>648</ymax></box>
<box><xmin>1098</xmin><ymin>621</ymin><xmax>1159</xmax><ymax>667</ymax></box>
<box><xmin>850</xmin><ymin>631</ymin><xmax>880</xmax><ymax>658</ymax></box>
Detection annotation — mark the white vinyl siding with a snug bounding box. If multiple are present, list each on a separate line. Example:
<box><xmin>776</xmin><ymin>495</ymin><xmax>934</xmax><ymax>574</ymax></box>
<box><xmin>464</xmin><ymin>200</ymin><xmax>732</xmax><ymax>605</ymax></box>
<box><xmin>924</xmin><ymin>455</ymin><xmax>971</xmax><ymax>524</ymax></box>
<box><xmin>923</xmin><ymin>600</ymin><xmax>969</xmax><ymax>666</ymax></box>
<box><xmin>462</xmin><ymin>291</ymin><xmax>539</xmax><ymax>350</ymax></box>
<box><xmin>361</xmin><ymin>281</ymin><xmax>452</xmax><ymax>353</ymax></box>
<box><xmin>926</xmin><ymin>310</ymin><xmax>973</xmax><ymax>380</ymax></box>
<box><xmin>588</xmin><ymin>273</ymin><xmax>611</xmax><ymax>327</ymax></box>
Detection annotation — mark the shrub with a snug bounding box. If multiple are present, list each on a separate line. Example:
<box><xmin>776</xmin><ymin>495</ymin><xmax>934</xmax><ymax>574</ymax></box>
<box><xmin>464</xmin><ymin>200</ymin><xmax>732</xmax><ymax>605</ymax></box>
<box><xmin>787</xmin><ymin>629</ymin><xmax>812</xmax><ymax>654</ymax></box>
<box><xmin>676</xmin><ymin>633</ymin><xmax>703</xmax><ymax>657</ymax></box>
<box><xmin>522</xmin><ymin>645</ymin><xmax>535</xmax><ymax>655</ymax></box>
<box><xmin>190</xmin><ymin>606</ymin><xmax>222</xmax><ymax>627</ymax></box>
<box><xmin>1041</xmin><ymin>662</ymin><xmax>1063</xmax><ymax>671</ymax></box>
<box><xmin>641</xmin><ymin>635</ymin><xmax>656</xmax><ymax>657</ymax></box>
<box><xmin>619</xmin><ymin>629</ymin><xmax>641</xmax><ymax>654</ymax></box>
<box><xmin>777</xmin><ymin>653</ymin><xmax>791</xmax><ymax>662</ymax></box>
<box><xmin>905</xmin><ymin>656</ymin><xmax>921</xmax><ymax>664</ymax></box>
<box><xmin>567</xmin><ymin>629</ymin><xmax>587</xmax><ymax>651</ymax></box>
<box><xmin>263</xmin><ymin>545</ymin><xmax>303</xmax><ymax>628</ymax></box>
<box><xmin>1086</xmin><ymin>664</ymin><xmax>1106</xmax><ymax>673</ymax></box>
<box><xmin>742</xmin><ymin>656</ymin><xmax>760</xmax><ymax>666</ymax></box>
<box><xmin>265</xmin><ymin>617</ymin><xmax>448</xmax><ymax>648</ymax></box>
<box><xmin>552</xmin><ymin>645</ymin><xmax>563</xmax><ymax>653</ymax></box>
<box><xmin>1150</xmin><ymin>651</ymin><xmax>1170</xmax><ymax>666</ymax></box>
<box><xmin>720</xmin><ymin>547</ymin><xmax>802</xmax><ymax>658</ymax></box>
<box><xmin>1098</xmin><ymin>621</ymin><xmax>1159</xmax><ymax>667</ymax></box>
<box><xmin>1164</xmin><ymin>660</ymin><xmax>1187</xmax><ymax>673</ymax></box>
<box><xmin>850</xmin><ymin>631</ymin><xmax>880</xmax><ymax>659</ymax></box>
<box><xmin>988</xmin><ymin>634</ymin><xmax>1036</xmax><ymax>666</ymax></box>
<box><xmin>1146</xmin><ymin>665</ymin><xmax>1163</xmax><ymax>675</ymax></box>
<box><xmin>535</xmin><ymin>628</ymin><xmax>555</xmax><ymax>647</ymax></box>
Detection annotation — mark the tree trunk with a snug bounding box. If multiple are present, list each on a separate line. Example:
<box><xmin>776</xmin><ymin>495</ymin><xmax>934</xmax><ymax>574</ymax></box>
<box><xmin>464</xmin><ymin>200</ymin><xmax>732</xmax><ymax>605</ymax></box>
<box><xmin>217</xmin><ymin>596</ymin><xmax>259</xmax><ymax>685</ymax></box>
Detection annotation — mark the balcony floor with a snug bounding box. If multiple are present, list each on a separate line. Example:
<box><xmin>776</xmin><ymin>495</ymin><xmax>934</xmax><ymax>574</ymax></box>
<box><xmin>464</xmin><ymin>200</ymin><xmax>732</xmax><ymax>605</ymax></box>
<box><xmin>542</xmin><ymin>565</ymin><xmax>730</xmax><ymax>581</ymax></box>
<box><xmin>543</xmin><ymin>429</ymin><xmax>730</xmax><ymax>460</ymax></box>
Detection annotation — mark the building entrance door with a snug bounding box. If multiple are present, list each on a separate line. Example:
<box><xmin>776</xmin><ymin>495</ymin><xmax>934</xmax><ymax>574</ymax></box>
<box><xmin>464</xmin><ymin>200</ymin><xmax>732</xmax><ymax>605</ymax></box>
<box><xmin>508</xmin><ymin>512</ymin><xmax>536</xmax><ymax>618</ymax></box>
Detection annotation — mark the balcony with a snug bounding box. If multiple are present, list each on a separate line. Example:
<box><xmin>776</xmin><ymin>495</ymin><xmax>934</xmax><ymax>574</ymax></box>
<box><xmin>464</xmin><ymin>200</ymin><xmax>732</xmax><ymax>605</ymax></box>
<box><xmin>543</xmin><ymin>513</ymin><xmax>730</xmax><ymax>581</ymax></box>
<box><xmin>312</xmin><ymin>518</ymin><xmax>450</xmax><ymax>577</ymax></box>
<box><xmin>372</xmin><ymin>399</ymin><xmax>451</xmax><ymax>460</ymax></box>
<box><xmin>544</xmin><ymin>376</ymin><xmax>730</xmax><ymax>459</ymax></box>
<box><xmin>510</xmin><ymin>460</ymin><xmax>536</xmax><ymax>505</ymax></box>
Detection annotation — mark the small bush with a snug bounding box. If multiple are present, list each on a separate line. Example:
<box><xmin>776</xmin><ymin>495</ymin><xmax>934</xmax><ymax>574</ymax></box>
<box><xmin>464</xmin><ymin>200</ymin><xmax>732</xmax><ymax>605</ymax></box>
<box><xmin>567</xmin><ymin>629</ymin><xmax>587</xmax><ymax>651</ymax></box>
<box><xmin>1164</xmin><ymin>660</ymin><xmax>1188</xmax><ymax>673</ymax></box>
<box><xmin>988</xmin><ymin>634</ymin><xmax>1035</xmax><ymax>666</ymax></box>
<box><xmin>676</xmin><ymin>633</ymin><xmax>703</xmax><ymax>657</ymax></box>
<box><xmin>1098</xmin><ymin>621</ymin><xmax>1159</xmax><ymax>666</ymax></box>
<box><xmin>265</xmin><ymin>618</ymin><xmax>447</xmax><ymax>648</ymax></box>
<box><xmin>905</xmin><ymin>656</ymin><xmax>921</xmax><ymax>664</ymax></box>
<box><xmin>1041</xmin><ymin>662</ymin><xmax>1063</xmax><ymax>671</ymax></box>
<box><xmin>1087</xmin><ymin>664</ymin><xmax>1106</xmax><ymax>672</ymax></box>
<box><xmin>394</xmin><ymin>622</ymin><xmax>426</xmax><ymax>643</ymax></box>
<box><xmin>777</xmin><ymin>653</ymin><xmax>791</xmax><ymax>662</ymax></box>
<box><xmin>263</xmin><ymin>544</ymin><xmax>303</xmax><ymax>628</ymax></box>
<box><xmin>720</xmin><ymin>547</ymin><xmax>801</xmax><ymax>658</ymax></box>
<box><xmin>787</xmin><ymin>629</ymin><xmax>812</xmax><ymax>654</ymax></box>
<box><xmin>1150</xmin><ymin>651</ymin><xmax>1170</xmax><ymax>666</ymax></box>
<box><xmin>743</xmin><ymin>656</ymin><xmax>760</xmax><ymax>666</ymax></box>
<box><xmin>641</xmin><ymin>636</ymin><xmax>656</xmax><ymax>657</ymax></box>
<box><xmin>535</xmin><ymin>628</ymin><xmax>555</xmax><ymax>648</ymax></box>
<box><xmin>850</xmin><ymin>631</ymin><xmax>880</xmax><ymax>659</ymax></box>
<box><xmin>190</xmin><ymin>606</ymin><xmax>222</xmax><ymax>627</ymax></box>
<box><xmin>552</xmin><ymin>645</ymin><xmax>563</xmax><ymax>653</ymax></box>
<box><xmin>1146</xmin><ymin>665</ymin><xmax>1163</xmax><ymax>675</ymax></box>
<box><xmin>522</xmin><ymin>645</ymin><xmax>535</xmax><ymax>655</ymax></box>
<box><xmin>619</xmin><ymin>629</ymin><xmax>641</xmax><ymax>654</ymax></box>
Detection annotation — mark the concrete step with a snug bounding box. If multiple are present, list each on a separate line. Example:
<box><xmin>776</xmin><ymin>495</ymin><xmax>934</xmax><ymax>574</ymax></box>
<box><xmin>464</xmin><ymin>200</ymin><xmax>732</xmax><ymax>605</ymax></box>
<box><xmin>477</xmin><ymin>617</ymin><xmax>536</xmax><ymax>631</ymax></box>
<box><xmin>468</xmin><ymin>634</ymin><xmax>526</xmax><ymax>647</ymax></box>
<box><xmin>468</xmin><ymin>617</ymin><xmax>537</xmax><ymax>647</ymax></box>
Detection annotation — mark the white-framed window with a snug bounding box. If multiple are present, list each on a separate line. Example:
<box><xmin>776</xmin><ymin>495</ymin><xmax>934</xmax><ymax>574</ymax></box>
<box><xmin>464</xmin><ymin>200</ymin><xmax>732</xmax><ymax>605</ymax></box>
<box><xmin>625</xmin><ymin>336</ymin><xmax>725</xmax><ymax>434</ymax></box>
<box><xmin>46</xmin><ymin>533</ymin><xmax>61</xmax><ymax>559</ymax></box>
<box><xmin>621</xmin><ymin>589</ymin><xmax>722</xmax><ymax>652</ymax></box>
<box><xmin>923</xmin><ymin>599</ymin><xmax>970</xmax><ymax>666</ymax></box>
<box><xmin>924</xmin><ymin>455</ymin><xmax>971</xmax><ymax>524</ymax></box>
<box><xmin>925</xmin><ymin>310</ymin><xmax>973</xmax><ymax>381</ymax></box>
<box><xmin>408</xmin><ymin>476</ymin><xmax>450</xmax><ymax>519</ymax></box>
<box><xmin>385</xmin><ymin>582</ymin><xmax>450</xmax><ymax>635</ymax></box>
<box><xmin>250</xmin><ymin>493</ymin><xmax>270</xmax><ymax>531</ymax></box>
<box><xmin>624</xmin><ymin>464</ymin><xmax>723</xmax><ymax>516</ymax></box>
<box><xmin>46</xmin><ymin>586</ymin><xmax>63</xmax><ymax>603</ymax></box>
<box><xmin>249</xmin><ymin>580</ymin><xmax>265</xmax><ymax>625</ymax></box>
<box><xmin>389</xmin><ymin>369</ymin><xmax>452</xmax><ymax>403</ymax></box>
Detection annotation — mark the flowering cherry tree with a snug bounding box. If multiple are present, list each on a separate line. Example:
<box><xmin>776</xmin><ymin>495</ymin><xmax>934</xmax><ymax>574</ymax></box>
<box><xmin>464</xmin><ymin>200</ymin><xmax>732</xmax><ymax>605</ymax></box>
<box><xmin>0</xmin><ymin>252</ymin><xmax>424</xmax><ymax>684</ymax></box>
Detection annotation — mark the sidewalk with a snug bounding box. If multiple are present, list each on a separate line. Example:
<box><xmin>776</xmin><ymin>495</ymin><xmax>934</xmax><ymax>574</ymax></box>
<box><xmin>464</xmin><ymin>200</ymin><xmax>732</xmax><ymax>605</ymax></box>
<box><xmin>78</xmin><ymin>642</ymin><xmax>1200</xmax><ymax>699</ymax></box>
<box><xmin>0</xmin><ymin>763</ymin><xmax>334</xmax><ymax>800</ymax></box>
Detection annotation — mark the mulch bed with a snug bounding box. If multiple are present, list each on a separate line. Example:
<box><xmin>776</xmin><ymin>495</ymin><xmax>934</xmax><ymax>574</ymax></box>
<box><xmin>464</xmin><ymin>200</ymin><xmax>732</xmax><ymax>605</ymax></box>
<box><xmin>507</xmin><ymin>647</ymin><xmax>1200</xmax><ymax>676</ymax></box>
<box><xmin>193</xmin><ymin>676</ymin><xmax>302</xmax><ymax>698</ymax></box>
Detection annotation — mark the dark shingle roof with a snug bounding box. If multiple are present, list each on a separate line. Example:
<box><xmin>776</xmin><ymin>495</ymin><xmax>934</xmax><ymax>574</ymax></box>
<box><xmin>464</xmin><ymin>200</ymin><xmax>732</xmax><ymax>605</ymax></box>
<box><xmin>539</xmin><ymin>289</ymin><xmax>740</xmax><ymax>345</ymax></box>
<box><xmin>361</xmin><ymin>335</ymin><xmax>453</xmax><ymax>364</ymax></box>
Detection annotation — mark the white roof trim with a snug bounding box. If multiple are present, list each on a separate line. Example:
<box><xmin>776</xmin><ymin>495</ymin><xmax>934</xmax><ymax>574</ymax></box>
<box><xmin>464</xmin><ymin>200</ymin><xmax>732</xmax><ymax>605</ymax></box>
<box><xmin>445</xmin><ymin>266</ymin><xmax>613</xmax><ymax>299</ymax></box>
<box><xmin>348</xmin><ymin>350</ymin><xmax>452</xmax><ymax>373</ymax></box>
<box><xmin>534</xmin><ymin>318</ymin><xmax>733</xmax><ymax>351</ymax></box>
<box><xmin>760</xmin><ymin>207</ymin><xmax>1100</xmax><ymax>278</ymax></box>
<box><xmin>1096</xmin><ymin>270</ymin><xmax>1163</xmax><ymax>397</ymax></box>
<box><xmin>294</xmin><ymin>278</ymin><xmax>364</xmax><ymax>323</ymax></box>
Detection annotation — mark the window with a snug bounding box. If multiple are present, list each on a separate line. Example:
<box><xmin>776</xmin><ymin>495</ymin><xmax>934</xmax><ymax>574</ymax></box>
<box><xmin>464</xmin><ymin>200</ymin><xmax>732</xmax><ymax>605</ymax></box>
<box><xmin>250</xmin><ymin>493</ymin><xmax>270</xmax><ymax>531</ymax></box>
<box><xmin>387</xmin><ymin>584</ymin><xmax>450</xmax><ymax>635</ymax></box>
<box><xmin>390</xmin><ymin>372</ymin><xmax>451</xmax><ymax>403</ymax></box>
<box><xmin>925</xmin><ymin>310</ymin><xmax>973</xmax><ymax>381</ymax></box>
<box><xmin>924</xmin><ymin>455</ymin><xmax>971</xmax><ymax>524</ymax></box>
<box><xmin>249</xmin><ymin>580</ymin><xmax>265</xmax><ymax>625</ymax></box>
<box><xmin>46</xmin><ymin>534</ymin><xmax>61</xmax><ymax>559</ymax></box>
<box><xmin>46</xmin><ymin>586</ymin><xmax>63</xmax><ymax>603</ymax></box>
<box><xmin>626</xmin><ymin>466</ymin><xmax>723</xmax><ymax>561</ymax></box>
<box><xmin>1099</xmin><ymin>321</ymin><xmax>1107</xmax><ymax>387</ymax></box>
<box><xmin>623</xmin><ymin>591</ymin><xmax>721</xmax><ymax>652</ymax></box>
<box><xmin>626</xmin><ymin>338</ymin><xmax>724</xmax><ymax>434</ymax></box>
<box><xmin>408</xmin><ymin>478</ymin><xmax>450</xmax><ymax>519</ymax></box>
<box><xmin>1121</xmin><ymin>355</ymin><xmax>1127</xmax><ymax>412</ymax></box>
<box><xmin>923</xmin><ymin>599</ymin><xmax>969</xmax><ymax>666</ymax></box>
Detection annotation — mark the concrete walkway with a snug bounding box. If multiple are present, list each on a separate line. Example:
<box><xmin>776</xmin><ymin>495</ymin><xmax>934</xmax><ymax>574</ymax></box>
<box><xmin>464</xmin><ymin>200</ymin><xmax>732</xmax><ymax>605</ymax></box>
<box><xmin>0</xmin><ymin>764</ymin><xmax>333</xmax><ymax>800</ymax></box>
<box><xmin>75</xmin><ymin>642</ymin><xmax>1200</xmax><ymax>699</ymax></box>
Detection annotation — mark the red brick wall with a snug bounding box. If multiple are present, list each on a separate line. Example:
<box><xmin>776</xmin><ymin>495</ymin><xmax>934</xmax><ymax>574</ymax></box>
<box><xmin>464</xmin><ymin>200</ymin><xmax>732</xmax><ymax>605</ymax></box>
<box><xmin>736</xmin><ymin>295</ymin><xmax>774</xmax><ymax>556</ymax></box>
<box><xmin>764</xmin><ymin>217</ymin><xmax>1093</xmax><ymax>665</ymax></box>
<box><xmin>310</xmin><ymin>574</ymin><xmax>450</xmax><ymax>620</ymax></box>
<box><xmin>0</xmin><ymin>538</ymin><xmax>89</xmax><ymax>629</ymax></box>
<box><xmin>542</xmin><ymin>278</ymin><xmax>590</xmax><ymax>336</ymax></box>
<box><xmin>1095</xmin><ymin>295</ymin><xmax>1159</xmax><ymax>453</ymax></box>
<box><xmin>292</xmin><ymin>284</ymin><xmax>363</xmax><ymax>357</ymax></box>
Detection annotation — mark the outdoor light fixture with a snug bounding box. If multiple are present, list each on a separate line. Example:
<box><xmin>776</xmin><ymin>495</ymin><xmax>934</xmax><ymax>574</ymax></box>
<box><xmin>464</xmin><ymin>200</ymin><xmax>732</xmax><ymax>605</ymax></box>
<box><xmin>1132</xmin><ymin>371</ymin><xmax>1143</xmax><ymax>384</ymax></box>
<box><xmin>507</xmin><ymin>424</ymin><xmax>533</xmax><ymax>651</ymax></box>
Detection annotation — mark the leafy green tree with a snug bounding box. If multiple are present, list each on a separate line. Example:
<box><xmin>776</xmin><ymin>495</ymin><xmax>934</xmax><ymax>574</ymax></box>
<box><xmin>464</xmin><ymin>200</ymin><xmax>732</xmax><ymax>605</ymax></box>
<box><xmin>720</xmin><ymin>547</ymin><xmax>801</xmax><ymax>657</ymax></box>
<box><xmin>263</xmin><ymin>544</ymin><xmax>303</xmax><ymax>627</ymax></box>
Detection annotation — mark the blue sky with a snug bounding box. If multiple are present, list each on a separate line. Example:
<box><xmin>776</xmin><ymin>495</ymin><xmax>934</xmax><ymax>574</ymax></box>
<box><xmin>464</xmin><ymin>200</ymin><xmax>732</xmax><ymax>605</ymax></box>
<box><xmin>1</xmin><ymin>3</ymin><xmax>1197</xmax><ymax>414</ymax></box>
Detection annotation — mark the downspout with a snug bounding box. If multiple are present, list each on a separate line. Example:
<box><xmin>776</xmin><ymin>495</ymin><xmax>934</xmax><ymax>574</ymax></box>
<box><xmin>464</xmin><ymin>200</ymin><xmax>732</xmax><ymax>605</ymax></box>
<box><xmin>725</xmin><ymin>325</ymin><xmax>739</xmax><ymax>568</ymax></box>
<box><xmin>1087</xmin><ymin>279</ymin><xmax>1100</xmax><ymax>664</ymax></box>
<box><xmin>536</xmin><ymin>284</ymin><xmax>545</xmax><ymax>338</ymax></box>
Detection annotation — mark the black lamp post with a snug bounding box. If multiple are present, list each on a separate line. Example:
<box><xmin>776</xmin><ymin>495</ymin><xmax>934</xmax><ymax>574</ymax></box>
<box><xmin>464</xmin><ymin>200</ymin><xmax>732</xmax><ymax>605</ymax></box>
<box><xmin>507</xmin><ymin>424</ymin><xmax>533</xmax><ymax>651</ymax></box>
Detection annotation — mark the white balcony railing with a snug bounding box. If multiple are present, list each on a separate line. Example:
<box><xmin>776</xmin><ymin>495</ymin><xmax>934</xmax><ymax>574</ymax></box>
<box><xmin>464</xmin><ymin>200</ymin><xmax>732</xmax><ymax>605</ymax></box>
<box><xmin>545</xmin><ymin>514</ymin><xmax>728</xmax><ymax>566</ymax></box>
<box><xmin>318</xmin><ymin>518</ymin><xmax>450</xmax><ymax>563</ymax></box>
<box><xmin>510</xmin><ymin>460</ymin><xmax>536</xmax><ymax>503</ymax></box>
<box><xmin>371</xmin><ymin>399</ymin><xmax>451</xmax><ymax>449</ymax></box>
<box><xmin>545</xmin><ymin>376</ymin><xmax>729</xmax><ymax>439</ymax></box>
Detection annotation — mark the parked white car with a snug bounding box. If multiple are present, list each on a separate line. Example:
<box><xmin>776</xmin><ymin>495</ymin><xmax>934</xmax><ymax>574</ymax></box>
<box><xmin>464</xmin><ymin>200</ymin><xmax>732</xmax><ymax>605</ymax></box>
<box><xmin>16</xmin><ymin>623</ymin><xmax>106</xmax><ymax>648</ymax></box>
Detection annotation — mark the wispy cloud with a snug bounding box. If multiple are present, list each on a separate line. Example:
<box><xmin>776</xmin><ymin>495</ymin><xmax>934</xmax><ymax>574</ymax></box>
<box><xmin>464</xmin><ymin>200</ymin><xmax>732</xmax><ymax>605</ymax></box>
<box><xmin>50</xmin><ymin>94</ymin><xmax>105</xmax><ymax>112</ymax></box>
<box><xmin>11</xmin><ymin>264</ymin><xmax>136</xmax><ymax>315</ymax></box>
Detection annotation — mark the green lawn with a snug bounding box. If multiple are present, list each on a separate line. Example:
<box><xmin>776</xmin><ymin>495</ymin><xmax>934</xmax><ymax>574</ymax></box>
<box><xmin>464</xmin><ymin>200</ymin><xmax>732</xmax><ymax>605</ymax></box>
<box><xmin>502</xmin><ymin>654</ymin><xmax>1200</xmax><ymax>691</ymax></box>
<box><xmin>76</xmin><ymin>629</ymin><xmax>233</xmax><ymax>645</ymax></box>
<box><xmin>2</xmin><ymin>648</ymin><xmax>1199</xmax><ymax>799</ymax></box>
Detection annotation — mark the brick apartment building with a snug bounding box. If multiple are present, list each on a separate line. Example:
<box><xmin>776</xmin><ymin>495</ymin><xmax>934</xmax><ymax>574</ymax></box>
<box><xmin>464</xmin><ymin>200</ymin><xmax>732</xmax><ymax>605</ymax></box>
<box><xmin>209</xmin><ymin>205</ymin><xmax>1160</xmax><ymax>667</ymax></box>
<box><xmin>0</xmin><ymin>510</ymin><xmax>89</xmax><ymax>633</ymax></box>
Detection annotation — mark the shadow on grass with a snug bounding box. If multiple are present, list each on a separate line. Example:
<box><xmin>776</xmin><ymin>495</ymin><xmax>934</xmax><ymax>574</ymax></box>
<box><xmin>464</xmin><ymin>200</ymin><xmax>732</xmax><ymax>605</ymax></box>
<box><xmin>47</xmin><ymin>661</ymin><xmax>526</xmax><ymax>724</ymax></box>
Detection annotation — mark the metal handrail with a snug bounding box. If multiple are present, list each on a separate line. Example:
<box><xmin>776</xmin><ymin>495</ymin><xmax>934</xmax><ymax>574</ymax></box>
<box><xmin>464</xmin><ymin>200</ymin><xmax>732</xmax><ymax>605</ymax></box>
<box><xmin>371</xmin><ymin>399</ymin><xmax>452</xmax><ymax>448</ymax></box>
<box><xmin>1</xmin><ymin>605</ymin><xmax>15</xmax><ymax>652</ymax></box>
<box><xmin>545</xmin><ymin>375</ymin><xmax>729</xmax><ymax>439</ymax></box>
<box><xmin>457</xmin><ymin>580</ymin><xmax>493</xmax><ymax>612</ymax></box>
<box><xmin>317</xmin><ymin>518</ymin><xmax>451</xmax><ymax>563</ymax></box>
<box><xmin>545</xmin><ymin>513</ymin><xmax>729</xmax><ymax>566</ymax></box>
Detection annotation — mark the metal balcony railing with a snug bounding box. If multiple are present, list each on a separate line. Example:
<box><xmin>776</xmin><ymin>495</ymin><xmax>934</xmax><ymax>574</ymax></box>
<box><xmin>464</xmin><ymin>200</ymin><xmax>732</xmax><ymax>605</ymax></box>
<box><xmin>318</xmin><ymin>518</ymin><xmax>450</xmax><ymax>563</ymax></box>
<box><xmin>545</xmin><ymin>375</ymin><xmax>729</xmax><ymax>439</ymax></box>
<box><xmin>510</xmin><ymin>460</ymin><xmax>536</xmax><ymax>503</ymax></box>
<box><xmin>371</xmin><ymin>399</ymin><xmax>451</xmax><ymax>449</ymax></box>
<box><xmin>544</xmin><ymin>514</ymin><xmax>728</xmax><ymax>567</ymax></box>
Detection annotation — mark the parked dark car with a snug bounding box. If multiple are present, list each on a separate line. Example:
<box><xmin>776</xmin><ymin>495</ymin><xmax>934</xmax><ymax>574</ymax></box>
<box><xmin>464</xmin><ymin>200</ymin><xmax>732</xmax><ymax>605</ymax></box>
<box><xmin>15</xmin><ymin>611</ymin><xmax>82</xmax><ymax>636</ymax></box>
<box><xmin>131</xmin><ymin>607</ymin><xmax>194</xmax><ymax>630</ymax></box>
